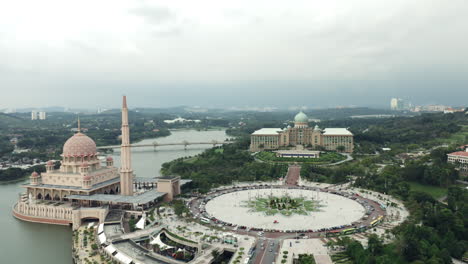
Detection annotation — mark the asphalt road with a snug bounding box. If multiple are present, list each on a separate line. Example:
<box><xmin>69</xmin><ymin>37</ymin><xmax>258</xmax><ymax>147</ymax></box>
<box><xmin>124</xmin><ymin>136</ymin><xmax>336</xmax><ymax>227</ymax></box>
<box><xmin>252</xmin><ymin>238</ymin><xmax>280</xmax><ymax>264</ymax></box>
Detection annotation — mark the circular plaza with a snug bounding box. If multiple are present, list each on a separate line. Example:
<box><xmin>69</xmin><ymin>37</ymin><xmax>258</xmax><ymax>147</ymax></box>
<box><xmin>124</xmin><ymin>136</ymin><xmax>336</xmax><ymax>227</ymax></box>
<box><xmin>200</xmin><ymin>187</ymin><xmax>369</xmax><ymax>232</ymax></box>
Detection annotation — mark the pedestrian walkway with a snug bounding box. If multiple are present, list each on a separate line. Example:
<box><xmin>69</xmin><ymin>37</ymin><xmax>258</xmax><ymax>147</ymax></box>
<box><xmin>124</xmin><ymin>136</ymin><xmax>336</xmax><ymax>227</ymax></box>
<box><xmin>285</xmin><ymin>165</ymin><xmax>301</xmax><ymax>186</ymax></box>
<box><xmin>277</xmin><ymin>239</ymin><xmax>333</xmax><ymax>264</ymax></box>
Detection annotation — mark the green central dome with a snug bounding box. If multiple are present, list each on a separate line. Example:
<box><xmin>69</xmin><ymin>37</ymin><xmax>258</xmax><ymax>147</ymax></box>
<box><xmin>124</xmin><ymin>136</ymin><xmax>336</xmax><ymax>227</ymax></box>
<box><xmin>294</xmin><ymin>111</ymin><xmax>308</xmax><ymax>123</ymax></box>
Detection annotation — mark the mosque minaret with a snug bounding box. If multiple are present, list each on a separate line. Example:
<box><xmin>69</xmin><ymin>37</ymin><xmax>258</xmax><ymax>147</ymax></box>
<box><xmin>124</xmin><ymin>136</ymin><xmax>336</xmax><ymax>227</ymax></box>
<box><xmin>120</xmin><ymin>95</ymin><xmax>134</xmax><ymax>196</ymax></box>
<box><xmin>13</xmin><ymin>95</ymin><xmax>185</xmax><ymax>229</ymax></box>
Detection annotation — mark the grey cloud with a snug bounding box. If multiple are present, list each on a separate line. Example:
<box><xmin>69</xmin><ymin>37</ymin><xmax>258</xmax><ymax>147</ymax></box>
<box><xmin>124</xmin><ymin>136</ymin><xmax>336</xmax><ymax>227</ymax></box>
<box><xmin>129</xmin><ymin>6</ymin><xmax>176</xmax><ymax>25</ymax></box>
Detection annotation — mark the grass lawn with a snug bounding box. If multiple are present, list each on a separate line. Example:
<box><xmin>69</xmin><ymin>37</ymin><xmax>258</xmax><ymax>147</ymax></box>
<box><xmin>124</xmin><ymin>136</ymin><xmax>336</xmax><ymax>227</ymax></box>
<box><xmin>184</xmin><ymin>157</ymin><xmax>198</xmax><ymax>163</ymax></box>
<box><xmin>433</xmin><ymin>125</ymin><xmax>468</xmax><ymax>145</ymax></box>
<box><xmin>407</xmin><ymin>181</ymin><xmax>448</xmax><ymax>199</ymax></box>
<box><xmin>214</xmin><ymin>148</ymin><xmax>224</xmax><ymax>154</ymax></box>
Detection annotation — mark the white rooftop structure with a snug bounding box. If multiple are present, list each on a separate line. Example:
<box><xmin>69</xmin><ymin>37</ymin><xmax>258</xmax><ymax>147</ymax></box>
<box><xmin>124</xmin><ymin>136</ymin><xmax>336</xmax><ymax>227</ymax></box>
<box><xmin>135</xmin><ymin>213</ymin><xmax>146</xmax><ymax>230</ymax></box>
<box><xmin>251</xmin><ymin>128</ymin><xmax>283</xmax><ymax>135</ymax></box>
<box><xmin>98</xmin><ymin>233</ymin><xmax>107</xmax><ymax>244</ymax></box>
<box><xmin>150</xmin><ymin>233</ymin><xmax>174</xmax><ymax>250</ymax></box>
<box><xmin>104</xmin><ymin>244</ymin><xmax>117</xmax><ymax>255</ymax></box>
<box><xmin>323</xmin><ymin>128</ymin><xmax>353</xmax><ymax>136</ymax></box>
<box><xmin>114</xmin><ymin>252</ymin><xmax>133</xmax><ymax>264</ymax></box>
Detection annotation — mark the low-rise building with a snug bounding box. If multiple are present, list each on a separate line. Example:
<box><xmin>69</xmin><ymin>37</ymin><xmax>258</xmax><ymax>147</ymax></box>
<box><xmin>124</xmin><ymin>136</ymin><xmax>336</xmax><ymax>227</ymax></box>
<box><xmin>274</xmin><ymin>149</ymin><xmax>321</xmax><ymax>158</ymax></box>
<box><xmin>447</xmin><ymin>146</ymin><xmax>468</xmax><ymax>175</ymax></box>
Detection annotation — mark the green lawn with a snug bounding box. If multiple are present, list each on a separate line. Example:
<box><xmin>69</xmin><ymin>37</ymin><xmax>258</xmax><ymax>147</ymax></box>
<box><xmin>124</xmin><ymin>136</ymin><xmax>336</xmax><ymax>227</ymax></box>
<box><xmin>433</xmin><ymin>125</ymin><xmax>468</xmax><ymax>145</ymax></box>
<box><xmin>214</xmin><ymin>148</ymin><xmax>224</xmax><ymax>154</ymax></box>
<box><xmin>407</xmin><ymin>181</ymin><xmax>448</xmax><ymax>199</ymax></box>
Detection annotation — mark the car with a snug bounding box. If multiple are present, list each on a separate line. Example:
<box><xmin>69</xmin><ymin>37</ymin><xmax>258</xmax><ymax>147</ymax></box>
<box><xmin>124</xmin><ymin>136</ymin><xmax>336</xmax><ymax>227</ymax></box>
<box><xmin>270</xmin><ymin>242</ymin><xmax>274</xmax><ymax>246</ymax></box>
<box><xmin>269</xmin><ymin>248</ymin><xmax>273</xmax><ymax>252</ymax></box>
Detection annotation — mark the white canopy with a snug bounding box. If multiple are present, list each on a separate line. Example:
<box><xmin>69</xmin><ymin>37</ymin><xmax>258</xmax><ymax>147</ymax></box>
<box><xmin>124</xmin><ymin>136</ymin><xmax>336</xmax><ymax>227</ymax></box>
<box><xmin>104</xmin><ymin>244</ymin><xmax>117</xmax><ymax>255</ymax></box>
<box><xmin>98</xmin><ymin>223</ymin><xmax>104</xmax><ymax>234</ymax></box>
<box><xmin>150</xmin><ymin>233</ymin><xmax>174</xmax><ymax>250</ymax></box>
<box><xmin>136</xmin><ymin>214</ymin><xmax>146</xmax><ymax>230</ymax></box>
<box><xmin>98</xmin><ymin>233</ymin><xmax>107</xmax><ymax>244</ymax></box>
<box><xmin>114</xmin><ymin>252</ymin><xmax>132</xmax><ymax>264</ymax></box>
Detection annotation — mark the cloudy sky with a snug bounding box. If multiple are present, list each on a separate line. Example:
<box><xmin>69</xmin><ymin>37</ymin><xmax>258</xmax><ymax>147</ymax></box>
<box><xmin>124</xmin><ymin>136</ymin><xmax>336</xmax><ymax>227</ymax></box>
<box><xmin>1</xmin><ymin>0</ymin><xmax>467</xmax><ymax>109</ymax></box>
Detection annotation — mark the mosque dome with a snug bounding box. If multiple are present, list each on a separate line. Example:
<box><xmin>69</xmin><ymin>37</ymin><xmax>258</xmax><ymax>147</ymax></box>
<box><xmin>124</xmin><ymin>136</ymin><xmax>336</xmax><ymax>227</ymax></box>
<box><xmin>106</xmin><ymin>156</ymin><xmax>113</xmax><ymax>161</ymax></box>
<box><xmin>63</xmin><ymin>133</ymin><xmax>97</xmax><ymax>157</ymax></box>
<box><xmin>47</xmin><ymin>160</ymin><xmax>54</xmax><ymax>166</ymax></box>
<box><xmin>31</xmin><ymin>171</ymin><xmax>39</xmax><ymax>177</ymax></box>
<box><xmin>294</xmin><ymin>111</ymin><xmax>309</xmax><ymax>123</ymax></box>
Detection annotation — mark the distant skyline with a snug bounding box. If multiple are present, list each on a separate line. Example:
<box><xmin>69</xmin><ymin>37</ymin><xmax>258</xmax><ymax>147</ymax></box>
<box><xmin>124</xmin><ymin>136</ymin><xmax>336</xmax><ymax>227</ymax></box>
<box><xmin>1</xmin><ymin>0</ymin><xmax>467</xmax><ymax>109</ymax></box>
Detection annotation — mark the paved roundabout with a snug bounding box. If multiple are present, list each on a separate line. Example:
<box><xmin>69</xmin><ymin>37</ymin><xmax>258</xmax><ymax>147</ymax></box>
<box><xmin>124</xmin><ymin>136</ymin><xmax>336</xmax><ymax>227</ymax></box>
<box><xmin>190</xmin><ymin>185</ymin><xmax>386</xmax><ymax>236</ymax></box>
<box><xmin>204</xmin><ymin>188</ymin><xmax>365</xmax><ymax>231</ymax></box>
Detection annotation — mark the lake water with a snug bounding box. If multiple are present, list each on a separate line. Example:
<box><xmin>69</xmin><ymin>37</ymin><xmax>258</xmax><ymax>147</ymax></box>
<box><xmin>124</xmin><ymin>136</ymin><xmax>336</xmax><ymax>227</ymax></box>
<box><xmin>0</xmin><ymin>129</ymin><xmax>227</xmax><ymax>264</ymax></box>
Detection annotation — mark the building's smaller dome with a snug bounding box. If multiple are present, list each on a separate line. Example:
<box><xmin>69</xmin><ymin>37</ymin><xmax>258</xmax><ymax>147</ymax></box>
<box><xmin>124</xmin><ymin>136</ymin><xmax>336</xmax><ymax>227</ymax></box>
<box><xmin>294</xmin><ymin>111</ymin><xmax>309</xmax><ymax>123</ymax></box>
<box><xmin>31</xmin><ymin>171</ymin><xmax>39</xmax><ymax>177</ymax></box>
<box><xmin>106</xmin><ymin>156</ymin><xmax>113</xmax><ymax>161</ymax></box>
<box><xmin>83</xmin><ymin>175</ymin><xmax>92</xmax><ymax>181</ymax></box>
<box><xmin>47</xmin><ymin>160</ymin><xmax>54</xmax><ymax>166</ymax></box>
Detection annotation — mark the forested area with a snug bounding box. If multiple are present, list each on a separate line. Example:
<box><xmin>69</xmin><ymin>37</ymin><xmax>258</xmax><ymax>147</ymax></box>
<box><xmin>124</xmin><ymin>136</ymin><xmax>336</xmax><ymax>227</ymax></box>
<box><xmin>333</xmin><ymin>187</ymin><xmax>467</xmax><ymax>264</ymax></box>
<box><xmin>0</xmin><ymin>165</ymin><xmax>45</xmax><ymax>181</ymax></box>
<box><xmin>161</xmin><ymin>140</ymin><xmax>288</xmax><ymax>193</ymax></box>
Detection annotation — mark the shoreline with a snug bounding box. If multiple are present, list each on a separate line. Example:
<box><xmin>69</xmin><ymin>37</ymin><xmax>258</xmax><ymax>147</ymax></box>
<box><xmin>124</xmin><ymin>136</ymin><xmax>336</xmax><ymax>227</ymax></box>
<box><xmin>0</xmin><ymin>174</ymin><xmax>28</xmax><ymax>184</ymax></box>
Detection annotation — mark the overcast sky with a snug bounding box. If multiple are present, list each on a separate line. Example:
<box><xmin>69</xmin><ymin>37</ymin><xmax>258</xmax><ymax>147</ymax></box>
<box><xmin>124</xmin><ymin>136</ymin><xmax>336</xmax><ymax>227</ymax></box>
<box><xmin>1</xmin><ymin>0</ymin><xmax>467</xmax><ymax>109</ymax></box>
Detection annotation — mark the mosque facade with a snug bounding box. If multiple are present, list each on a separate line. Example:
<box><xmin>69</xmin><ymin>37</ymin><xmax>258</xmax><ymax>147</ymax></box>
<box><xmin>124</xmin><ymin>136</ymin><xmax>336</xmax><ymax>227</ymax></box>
<box><xmin>250</xmin><ymin>111</ymin><xmax>354</xmax><ymax>152</ymax></box>
<box><xmin>12</xmin><ymin>96</ymin><xmax>184</xmax><ymax>229</ymax></box>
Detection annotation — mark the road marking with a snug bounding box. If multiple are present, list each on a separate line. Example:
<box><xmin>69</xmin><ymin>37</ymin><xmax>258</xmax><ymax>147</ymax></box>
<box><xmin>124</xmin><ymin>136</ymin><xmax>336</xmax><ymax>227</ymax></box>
<box><xmin>258</xmin><ymin>239</ymin><xmax>268</xmax><ymax>264</ymax></box>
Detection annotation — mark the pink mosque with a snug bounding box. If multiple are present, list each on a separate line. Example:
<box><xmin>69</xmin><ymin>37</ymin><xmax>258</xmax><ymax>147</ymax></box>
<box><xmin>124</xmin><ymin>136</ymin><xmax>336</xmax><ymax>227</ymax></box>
<box><xmin>13</xmin><ymin>96</ymin><xmax>184</xmax><ymax>229</ymax></box>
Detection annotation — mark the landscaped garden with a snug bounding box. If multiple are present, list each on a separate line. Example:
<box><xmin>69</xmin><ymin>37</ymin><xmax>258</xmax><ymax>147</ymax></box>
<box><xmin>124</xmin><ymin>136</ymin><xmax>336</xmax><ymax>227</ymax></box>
<box><xmin>256</xmin><ymin>151</ymin><xmax>346</xmax><ymax>164</ymax></box>
<box><xmin>242</xmin><ymin>195</ymin><xmax>322</xmax><ymax>216</ymax></box>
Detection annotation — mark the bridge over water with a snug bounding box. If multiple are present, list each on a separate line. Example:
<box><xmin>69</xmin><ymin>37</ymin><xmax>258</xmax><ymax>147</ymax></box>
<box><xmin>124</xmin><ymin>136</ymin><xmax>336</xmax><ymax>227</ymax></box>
<box><xmin>97</xmin><ymin>140</ymin><xmax>233</xmax><ymax>150</ymax></box>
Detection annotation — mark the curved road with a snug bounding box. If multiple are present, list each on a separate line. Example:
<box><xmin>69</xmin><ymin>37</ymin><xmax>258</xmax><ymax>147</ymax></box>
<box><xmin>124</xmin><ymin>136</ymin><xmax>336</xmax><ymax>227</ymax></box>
<box><xmin>188</xmin><ymin>185</ymin><xmax>385</xmax><ymax>263</ymax></box>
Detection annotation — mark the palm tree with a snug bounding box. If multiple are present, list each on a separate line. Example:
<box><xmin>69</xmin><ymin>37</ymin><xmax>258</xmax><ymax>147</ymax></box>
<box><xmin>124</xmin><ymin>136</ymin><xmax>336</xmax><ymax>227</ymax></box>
<box><xmin>211</xmin><ymin>249</ymin><xmax>220</xmax><ymax>259</ymax></box>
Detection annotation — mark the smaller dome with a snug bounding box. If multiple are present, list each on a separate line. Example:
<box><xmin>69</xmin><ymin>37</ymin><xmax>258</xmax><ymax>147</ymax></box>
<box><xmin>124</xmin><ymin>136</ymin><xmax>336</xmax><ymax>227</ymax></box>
<box><xmin>106</xmin><ymin>156</ymin><xmax>113</xmax><ymax>161</ymax></box>
<box><xmin>294</xmin><ymin>111</ymin><xmax>309</xmax><ymax>123</ymax></box>
<box><xmin>31</xmin><ymin>171</ymin><xmax>39</xmax><ymax>177</ymax></box>
<box><xmin>83</xmin><ymin>175</ymin><xmax>92</xmax><ymax>181</ymax></box>
<box><xmin>47</xmin><ymin>160</ymin><xmax>54</xmax><ymax>166</ymax></box>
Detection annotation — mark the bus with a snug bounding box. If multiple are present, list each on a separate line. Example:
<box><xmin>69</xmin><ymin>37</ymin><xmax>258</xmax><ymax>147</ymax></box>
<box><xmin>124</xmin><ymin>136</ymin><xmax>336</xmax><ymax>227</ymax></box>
<box><xmin>370</xmin><ymin>216</ymin><xmax>383</xmax><ymax>227</ymax></box>
<box><xmin>356</xmin><ymin>225</ymin><xmax>367</xmax><ymax>232</ymax></box>
<box><xmin>200</xmin><ymin>217</ymin><xmax>211</xmax><ymax>224</ymax></box>
<box><xmin>325</xmin><ymin>230</ymin><xmax>341</xmax><ymax>237</ymax></box>
<box><xmin>341</xmin><ymin>228</ymin><xmax>356</xmax><ymax>235</ymax></box>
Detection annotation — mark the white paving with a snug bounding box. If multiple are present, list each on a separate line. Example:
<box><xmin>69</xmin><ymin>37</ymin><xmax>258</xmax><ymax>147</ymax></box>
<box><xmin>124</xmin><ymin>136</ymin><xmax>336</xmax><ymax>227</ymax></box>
<box><xmin>205</xmin><ymin>188</ymin><xmax>366</xmax><ymax>231</ymax></box>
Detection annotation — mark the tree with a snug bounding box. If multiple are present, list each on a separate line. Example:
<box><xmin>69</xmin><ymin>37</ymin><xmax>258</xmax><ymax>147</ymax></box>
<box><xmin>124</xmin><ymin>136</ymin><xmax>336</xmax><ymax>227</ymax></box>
<box><xmin>367</xmin><ymin>234</ymin><xmax>383</xmax><ymax>255</ymax></box>
<box><xmin>172</xmin><ymin>200</ymin><xmax>188</xmax><ymax>216</ymax></box>
<box><xmin>211</xmin><ymin>249</ymin><xmax>220</xmax><ymax>259</ymax></box>
<box><xmin>336</xmin><ymin>145</ymin><xmax>346</xmax><ymax>152</ymax></box>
